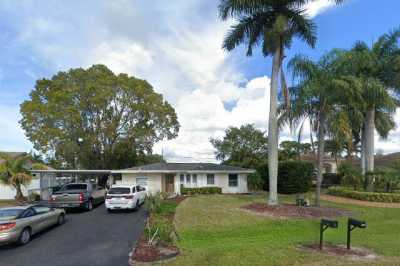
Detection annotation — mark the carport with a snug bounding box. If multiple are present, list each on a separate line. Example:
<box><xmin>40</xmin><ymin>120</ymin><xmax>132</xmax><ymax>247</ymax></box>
<box><xmin>31</xmin><ymin>169</ymin><xmax>118</xmax><ymax>200</ymax></box>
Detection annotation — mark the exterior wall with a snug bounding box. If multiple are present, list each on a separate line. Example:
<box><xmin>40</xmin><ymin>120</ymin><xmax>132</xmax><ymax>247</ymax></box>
<box><xmin>0</xmin><ymin>179</ymin><xmax>40</xmax><ymax>200</ymax></box>
<box><xmin>121</xmin><ymin>172</ymin><xmax>249</xmax><ymax>195</ymax></box>
<box><xmin>121</xmin><ymin>173</ymin><xmax>163</xmax><ymax>194</ymax></box>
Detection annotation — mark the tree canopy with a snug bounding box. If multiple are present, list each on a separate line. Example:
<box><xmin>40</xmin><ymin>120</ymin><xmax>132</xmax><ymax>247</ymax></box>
<box><xmin>20</xmin><ymin>65</ymin><xmax>179</xmax><ymax>169</ymax></box>
<box><xmin>210</xmin><ymin>124</ymin><xmax>267</xmax><ymax>169</ymax></box>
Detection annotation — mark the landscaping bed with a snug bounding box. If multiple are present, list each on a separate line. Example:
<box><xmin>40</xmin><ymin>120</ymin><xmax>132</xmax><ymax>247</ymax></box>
<box><xmin>328</xmin><ymin>187</ymin><xmax>400</xmax><ymax>203</ymax></box>
<box><xmin>242</xmin><ymin>202</ymin><xmax>353</xmax><ymax>219</ymax></box>
<box><xmin>130</xmin><ymin>196</ymin><xmax>185</xmax><ymax>264</ymax></box>
<box><xmin>300</xmin><ymin>243</ymin><xmax>378</xmax><ymax>260</ymax></box>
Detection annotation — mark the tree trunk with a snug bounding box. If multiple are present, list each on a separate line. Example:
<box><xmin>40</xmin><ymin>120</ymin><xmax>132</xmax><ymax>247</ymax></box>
<box><xmin>364</xmin><ymin>108</ymin><xmax>375</xmax><ymax>191</ymax></box>
<box><xmin>315</xmin><ymin>112</ymin><xmax>325</xmax><ymax>207</ymax></box>
<box><xmin>361</xmin><ymin>125</ymin><xmax>366</xmax><ymax>175</ymax></box>
<box><xmin>14</xmin><ymin>184</ymin><xmax>24</xmax><ymax>201</ymax></box>
<box><xmin>267</xmin><ymin>45</ymin><xmax>282</xmax><ymax>206</ymax></box>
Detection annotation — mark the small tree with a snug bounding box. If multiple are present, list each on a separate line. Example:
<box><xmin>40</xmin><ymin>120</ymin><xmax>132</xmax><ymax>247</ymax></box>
<box><xmin>338</xmin><ymin>162</ymin><xmax>362</xmax><ymax>190</ymax></box>
<box><xmin>0</xmin><ymin>153</ymin><xmax>33</xmax><ymax>201</ymax></box>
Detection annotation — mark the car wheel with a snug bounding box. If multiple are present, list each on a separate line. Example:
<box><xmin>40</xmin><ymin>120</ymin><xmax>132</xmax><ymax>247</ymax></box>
<box><xmin>107</xmin><ymin>208</ymin><xmax>112</xmax><ymax>213</ymax></box>
<box><xmin>57</xmin><ymin>214</ymin><xmax>65</xmax><ymax>225</ymax></box>
<box><xmin>135</xmin><ymin>200</ymin><xmax>140</xmax><ymax>211</ymax></box>
<box><xmin>18</xmin><ymin>228</ymin><xmax>31</xmax><ymax>245</ymax></box>
<box><xmin>86</xmin><ymin>199</ymin><xmax>93</xmax><ymax>211</ymax></box>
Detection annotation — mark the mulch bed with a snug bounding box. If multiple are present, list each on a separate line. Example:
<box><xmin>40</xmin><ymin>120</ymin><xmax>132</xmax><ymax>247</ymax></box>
<box><xmin>300</xmin><ymin>243</ymin><xmax>378</xmax><ymax>260</ymax></box>
<box><xmin>130</xmin><ymin>196</ymin><xmax>186</xmax><ymax>264</ymax></box>
<box><xmin>131</xmin><ymin>235</ymin><xmax>179</xmax><ymax>263</ymax></box>
<box><xmin>242</xmin><ymin>203</ymin><xmax>353</xmax><ymax>219</ymax></box>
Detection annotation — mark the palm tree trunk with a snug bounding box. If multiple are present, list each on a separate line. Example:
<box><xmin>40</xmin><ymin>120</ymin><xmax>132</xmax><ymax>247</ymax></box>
<box><xmin>315</xmin><ymin>112</ymin><xmax>325</xmax><ymax>207</ymax></box>
<box><xmin>364</xmin><ymin>108</ymin><xmax>375</xmax><ymax>191</ymax></box>
<box><xmin>267</xmin><ymin>45</ymin><xmax>281</xmax><ymax>206</ymax></box>
<box><xmin>361</xmin><ymin>125</ymin><xmax>366</xmax><ymax>175</ymax></box>
<box><xmin>14</xmin><ymin>184</ymin><xmax>24</xmax><ymax>201</ymax></box>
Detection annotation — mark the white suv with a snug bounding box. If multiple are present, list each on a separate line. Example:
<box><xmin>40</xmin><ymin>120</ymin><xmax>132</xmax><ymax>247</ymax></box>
<box><xmin>105</xmin><ymin>185</ymin><xmax>146</xmax><ymax>212</ymax></box>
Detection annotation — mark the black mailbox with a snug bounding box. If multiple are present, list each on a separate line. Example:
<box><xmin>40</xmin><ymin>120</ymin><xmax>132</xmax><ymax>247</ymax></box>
<box><xmin>320</xmin><ymin>219</ymin><xmax>339</xmax><ymax>249</ymax></box>
<box><xmin>321</xmin><ymin>219</ymin><xmax>338</xmax><ymax>228</ymax></box>
<box><xmin>349</xmin><ymin>218</ymin><xmax>367</xmax><ymax>229</ymax></box>
<box><xmin>347</xmin><ymin>218</ymin><xmax>367</xmax><ymax>249</ymax></box>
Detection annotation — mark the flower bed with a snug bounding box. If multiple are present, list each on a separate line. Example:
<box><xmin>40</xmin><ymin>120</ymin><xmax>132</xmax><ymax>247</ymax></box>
<box><xmin>130</xmin><ymin>195</ymin><xmax>185</xmax><ymax>264</ymax></box>
<box><xmin>328</xmin><ymin>187</ymin><xmax>400</xmax><ymax>203</ymax></box>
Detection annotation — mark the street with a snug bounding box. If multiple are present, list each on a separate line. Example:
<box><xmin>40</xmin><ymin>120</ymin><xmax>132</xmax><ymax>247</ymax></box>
<box><xmin>0</xmin><ymin>205</ymin><xmax>147</xmax><ymax>266</ymax></box>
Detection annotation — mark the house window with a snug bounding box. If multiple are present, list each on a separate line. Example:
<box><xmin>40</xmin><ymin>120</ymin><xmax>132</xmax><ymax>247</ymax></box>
<box><xmin>186</xmin><ymin>174</ymin><xmax>191</xmax><ymax>183</ymax></box>
<box><xmin>136</xmin><ymin>177</ymin><xmax>148</xmax><ymax>187</ymax></box>
<box><xmin>180</xmin><ymin>174</ymin><xmax>185</xmax><ymax>184</ymax></box>
<box><xmin>192</xmin><ymin>174</ymin><xmax>197</xmax><ymax>184</ymax></box>
<box><xmin>228</xmin><ymin>174</ymin><xmax>238</xmax><ymax>187</ymax></box>
<box><xmin>207</xmin><ymin>174</ymin><xmax>215</xmax><ymax>185</ymax></box>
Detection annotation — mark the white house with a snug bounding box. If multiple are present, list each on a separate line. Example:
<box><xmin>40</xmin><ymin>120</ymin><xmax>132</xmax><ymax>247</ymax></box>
<box><xmin>111</xmin><ymin>163</ymin><xmax>255</xmax><ymax>195</ymax></box>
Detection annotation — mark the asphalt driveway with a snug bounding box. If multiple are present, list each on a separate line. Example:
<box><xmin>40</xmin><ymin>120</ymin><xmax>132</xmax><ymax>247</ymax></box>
<box><xmin>0</xmin><ymin>204</ymin><xmax>147</xmax><ymax>266</ymax></box>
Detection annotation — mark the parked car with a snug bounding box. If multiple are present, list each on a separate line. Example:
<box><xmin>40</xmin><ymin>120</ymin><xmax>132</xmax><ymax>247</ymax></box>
<box><xmin>105</xmin><ymin>185</ymin><xmax>146</xmax><ymax>212</ymax></box>
<box><xmin>49</xmin><ymin>183</ymin><xmax>106</xmax><ymax>211</ymax></box>
<box><xmin>0</xmin><ymin>205</ymin><xmax>66</xmax><ymax>246</ymax></box>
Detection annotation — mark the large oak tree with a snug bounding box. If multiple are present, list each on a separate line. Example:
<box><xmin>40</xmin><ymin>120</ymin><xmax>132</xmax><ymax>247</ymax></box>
<box><xmin>20</xmin><ymin>65</ymin><xmax>179</xmax><ymax>169</ymax></box>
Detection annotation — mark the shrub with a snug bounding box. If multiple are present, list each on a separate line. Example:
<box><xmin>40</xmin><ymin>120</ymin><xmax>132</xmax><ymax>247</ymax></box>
<box><xmin>338</xmin><ymin>163</ymin><xmax>363</xmax><ymax>190</ymax></box>
<box><xmin>328</xmin><ymin>187</ymin><xmax>400</xmax><ymax>203</ymax></box>
<box><xmin>144</xmin><ymin>193</ymin><xmax>162</xmax><ymax>213</ymax></box>
<box><xmin>180</xmin><ymin>186</ymin><xmax>222</xmax><ymax>195</ymax></box>
<box><xmin>277</xmin><ymin>161</ymin><xmax>313</xmax><ymax>194</ymax></box>
<box><xmin>322</xmin><ymin>173</ymin><xmax>341</xmax><ymax>188</ymax></box>
<box><xmin>247</xmin><ymin>172</ymin><xmax>264</xmax><ymax>191</ymax></box>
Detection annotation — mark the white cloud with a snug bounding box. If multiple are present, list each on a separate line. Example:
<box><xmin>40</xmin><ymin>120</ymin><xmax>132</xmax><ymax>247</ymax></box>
<box><xmin>305</xmin><ymin>0</ymin><xmax>338</xmax><ymax>17</ymax></box>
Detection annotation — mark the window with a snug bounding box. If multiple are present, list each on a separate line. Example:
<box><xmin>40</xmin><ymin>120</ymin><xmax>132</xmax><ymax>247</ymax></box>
<box><xmin>22</xmin><ymin>208</ymin><xmax>36</xmax><ymax>218</ymax></box>
<box><xmin>33</xmin><ymin>206</ymin><xmax>51</xmax><ymax>214</ymax></box>
<box><xmin>108</xmin><ymin>187</ymin><xmax>131</xmax><ymax>194</ymax></box>
<box><xmin>228</xmin><ymin>174</ymin><xmax>238</xmax><ymax>187</ymax></box>
<box><xmin>0</xmin><ymin>209</ymin><xmax>23</xmax><ymax>219</ymax></box>
<box><xmin>62</xmin><ymin>184</ymin><xmax>87</xmax><ymax>191</ymax></box>
<box><xmin>180</xmin><ymin>174</ymin><xmax>185</xmax><ymax>184</ymax></box>
<box><xmin>186</xmin><ymin>174</ymin><xmax>191</xmax><ymax>183</ymax></box>
<box><xmin>136</xmin><ymin>177</ymin><xmax>148</xmax><ymax>187</ymax></box>
<box><xmin>207</xmin><ymin>174</ymin><xmax>215</xmax><ymax>185</ymax></box>
<box><xmin>192</xmin><ymin>174</ymin><xmax>197</xmax><ymax>184</ymax></box>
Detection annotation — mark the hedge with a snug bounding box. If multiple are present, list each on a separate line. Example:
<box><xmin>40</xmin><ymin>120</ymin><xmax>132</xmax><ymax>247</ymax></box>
<box><xmin>322</xmin><ymin>173</ymin><xmax>341</xmax><ymax>188</ymax></box>
<box><xmin>180</xmin><ymin>186</ymin><xmax>222</xmax><ymax>195</ymax></box>
<box><xmin>328</xmin><ymin>187</ymin><xmax>400</xmax><ymax>203</ymax></box>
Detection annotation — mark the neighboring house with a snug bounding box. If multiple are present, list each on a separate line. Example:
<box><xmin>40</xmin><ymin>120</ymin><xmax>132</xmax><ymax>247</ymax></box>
<box><xmin>300</xmin><ymin>153</ymin><xmax>344</xmax><ymax>174</ymax></box>
<box><xmin>111</xmin><ymin>163</ymin><xmax>255</xmax><ymax>195</ymax></box>
<box><xmin>0</xmin><ymin>152</ymin><xmax>41</xmax><ymax>200</ymax></box>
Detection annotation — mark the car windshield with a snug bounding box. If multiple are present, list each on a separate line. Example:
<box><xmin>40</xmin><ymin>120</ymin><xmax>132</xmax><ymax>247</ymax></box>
<box><xmin>0</xmin><ymin>209</ymin><xmax>23</xmax><ymax>220</ymax></box>
<box><xmin>108</xmin><ymin>187</ymin><xmax>131</xmax><ymax>194</ymax></box>
<box><xmin>62</xmin><ymin>184</ymin><xmax>87</xmax><ymax>190</ymax></box>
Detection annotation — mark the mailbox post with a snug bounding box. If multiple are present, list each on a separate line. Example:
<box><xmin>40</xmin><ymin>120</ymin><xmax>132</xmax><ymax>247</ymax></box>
<box><xmin>347</xmin><ymin>218</ymin><xmax>367</xmax><ymax>250</ymax></box>
<box><xmin>320</xmin><ymin>219</ymin><xmax>338</xmax><ymax>250</ymax></box>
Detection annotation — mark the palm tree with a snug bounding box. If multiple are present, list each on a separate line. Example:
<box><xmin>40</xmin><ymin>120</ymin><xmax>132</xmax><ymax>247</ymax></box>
<box><xmin>0</xmin><ymin>153</ymin><xmax>36</xmax><ymax>201</ymax></box>
<box><xmin>284</xmin><ymin>50</ymin><xmax>360</xmax><ymax>206</ymax></box>
<box><xmin>219</xmin><ymin>0</ymin><xmax>344</xmax><ymax>205</ymax></box>
<box><xmin>339</xmin><ymin>30</ymin><xmax>400</xmax><ymax>177</ymax></box>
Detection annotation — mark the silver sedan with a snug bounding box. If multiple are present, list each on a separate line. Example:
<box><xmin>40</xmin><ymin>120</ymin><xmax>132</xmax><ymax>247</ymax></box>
<box><xmin>0</xmin><ymin>205</ymin><xmax>66</xmax><ymax>245</ymax></box>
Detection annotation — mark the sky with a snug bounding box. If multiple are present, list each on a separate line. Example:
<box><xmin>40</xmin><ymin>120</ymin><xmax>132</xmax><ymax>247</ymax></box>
<box><xmin>1</xmin><ymin>0</ymin><xmax>400</xmax><ymax>162</ymax></box>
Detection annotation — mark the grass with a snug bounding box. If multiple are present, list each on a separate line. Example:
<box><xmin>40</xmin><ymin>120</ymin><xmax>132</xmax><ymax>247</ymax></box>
<box><xmin>162</xmin><ymin>193</ymin><xmax>400</xmax><ymax>266</ymax></box>
<box><xmin>0</xmin><ymin>200</ymin><xmax>16</xmax><ymax>207</ymax></box>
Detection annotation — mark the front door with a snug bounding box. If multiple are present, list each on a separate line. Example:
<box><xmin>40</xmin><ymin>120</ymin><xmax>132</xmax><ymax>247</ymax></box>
<box><xmin>165</xmin><ymin>175</ymin><xmax>175</xmax><ymax>193</ymax></box>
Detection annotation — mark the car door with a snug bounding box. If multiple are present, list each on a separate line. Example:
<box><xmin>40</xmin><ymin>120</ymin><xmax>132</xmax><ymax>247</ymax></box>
<box><xmin>20</xmin><ymin>208</ymin><xmax>43</xmax><ymax>234</ymax></box>
<box><xmin>32</xmin><ymin>206</ymin><xmax>55</xmax><ymax>228</ymax></box>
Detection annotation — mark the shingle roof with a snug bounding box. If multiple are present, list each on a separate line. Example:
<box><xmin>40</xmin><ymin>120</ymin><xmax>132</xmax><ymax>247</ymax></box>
<box><xmin>115</xmin><ymin>162</ymin><xmax>255</xmax><ymax>173</ymax></box>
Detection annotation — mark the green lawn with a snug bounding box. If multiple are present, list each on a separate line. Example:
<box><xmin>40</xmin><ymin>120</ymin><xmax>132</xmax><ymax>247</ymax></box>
<box><xmin>0</xmin><ymin>200</ymin><xmax>16</xmax><ymax>207</ymax></box>
<box><xmin>163</xmin><ymin>193</ymin><xmax>400</xmax><ymax>266</ymax></box>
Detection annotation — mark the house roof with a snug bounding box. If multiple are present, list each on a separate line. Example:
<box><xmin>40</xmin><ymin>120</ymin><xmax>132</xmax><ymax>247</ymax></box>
<box><xmin>112</xmin><ymin>162</ymin><xmax>255</xmax><ymax>174</ymax></box>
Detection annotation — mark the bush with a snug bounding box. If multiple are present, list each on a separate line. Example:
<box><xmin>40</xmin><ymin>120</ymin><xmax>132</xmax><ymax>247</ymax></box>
<box><xmin>338</xmin><ymin>163</ymin><xmax>363</xmax><ymax>190</ymax></box>
<box><xmin>247</xmin><ymin>172</ymin><xmax>264</xmax><ymax>191</ymax></box>
<box><xmin>144</xmin><ymin>193</ymin><xmax>162</xmax><ymax>213</ymax></box>
<box><xmin>180</xmin><ymin>186</ymin><xmax>222</xmax><ymax>195</ymax></box>
<box><xmin>261</xmin><ymin>161</ymin><xmax>313</xmax><ymax>194</ymax></box>
<box><xmin>277</xmin><ymin>161</ymin><xmax>313</xmax><ymax>194</ymax></box>
<box><xmin>328</xmin><ymin>187</ymin><xmax>400</xmax><ymax>203</ymax></box>
<box><xmin>322</xmin><ymin>173</ymin><xmax>341</xmax><ymax>188</ymax></box>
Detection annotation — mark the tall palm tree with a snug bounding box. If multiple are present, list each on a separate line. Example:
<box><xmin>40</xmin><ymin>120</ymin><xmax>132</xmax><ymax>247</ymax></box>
<box><xmin>284</xmin><ymin>50</ymin><xmax>361</xmax><ymax>206</ymax></box>
<box><xmin>339</xmin><ymin>30</ymin><xmax>400</xmax><ymax>177</ymax></box>
<box><xmin>219</xmin><ymin>0</ymin><xmax>344</xmax><ymax>205</ymax></box>
<box><xmin>0</xmin><ymin>153</ymin><xmax>33</xmax><ymax>201</ymax></box>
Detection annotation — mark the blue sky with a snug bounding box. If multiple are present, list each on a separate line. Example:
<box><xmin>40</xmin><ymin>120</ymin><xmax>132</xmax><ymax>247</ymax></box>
<box><xmin>1</xmin><ymin>0</ymin><xmax>400</xmax><ymax>161</ymax></box>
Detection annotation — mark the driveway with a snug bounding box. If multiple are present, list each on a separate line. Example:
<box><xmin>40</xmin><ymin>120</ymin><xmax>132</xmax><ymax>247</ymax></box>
<box><xmin>0</xmin><ymin>204</ymin><xmax>147</xmax><ymax>266</ymax></box>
